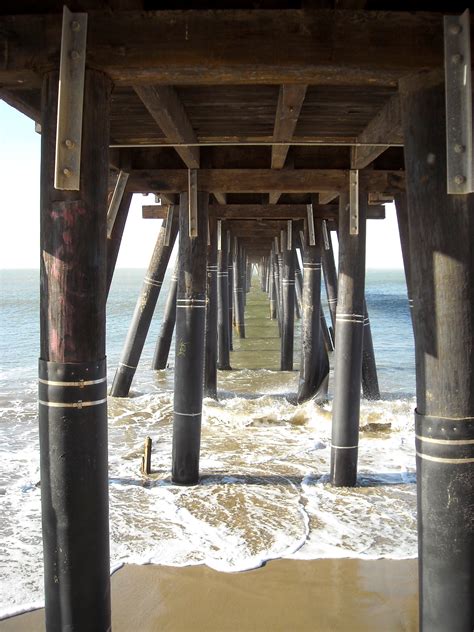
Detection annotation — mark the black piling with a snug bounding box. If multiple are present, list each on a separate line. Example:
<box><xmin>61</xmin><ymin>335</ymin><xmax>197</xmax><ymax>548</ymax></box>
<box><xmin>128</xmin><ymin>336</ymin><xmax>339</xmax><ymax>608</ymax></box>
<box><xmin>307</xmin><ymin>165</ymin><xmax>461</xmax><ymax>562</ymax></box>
<box><xmin>106</xmin><ymin>189</ymin><xmax>133</xmax><ymax>297</ymax></box>
<box><xmin>233</xmin><ymin>238</ymin><xmax>246</xmax><ymax>338</ymax></box>
<box><xmin>217</xmin><ymin>226</ymin><xmax>232</xmax><ymax>370</ymax></box>
<box><xmin>320</xmin><ymin>309</ymin><xmax>334</xmax><ymax>353</ymax></box>
<box><xmin>110</xmin><ymin>210</ymin><xmax>178</xmax><ymax>397</ymax></box>
<box><xmin>394</xmin><ymin>193</ymin><xmax>414</xmax><ymax>321</ymax></box>
<box><xmin>321</xmin><ymin>224</ymin><xmax>338</xmax><ymax>332</ymax></box>
<box><xmin>330</xmin><ymin>192</ymin><xmax>367</xmax><ymax>487</ymax></box>
<box><xmin>172</xmin><ymin>192</ymin><xmax>209</xmax><ymax>485</ymax></box>
<box><xmin>400</xmin><ymin>71</ymin><xmax>474</xmax><ymax>631</ymax></box>
<box><xmin>227</xmin><ymin>230</ymin><xmax>234</xmax><ymax>351</ymax></box>
<box><xmin>280</xmin><ymin>227</ymin><xmax>295</xmax><ymax>371</ymax></box>
<box><xmin>297</xmin><ymin>222</ymin><xmax>330</xmax><ymax>403</ymax></box>
<box><xmin>204</xmin><ymin>215</ymin><xmax>218</xmax><ymax>398</ymax></box>
<box><xmin>151</xmin><ymin>260</ymin><xmax>178</xmax><ymax>370</ymax></box>
<box><xmin>269</xmin><ymin>252</ymin><xmax>277</xmax><ymax>320</ymax></box>
<box><xmin>294</xmin><ymin>258</ymin><xmax>303</xmax><ymax>319</ymax></box>
<box><xmin>361</xmin><ymin>301</ymin><xmax>380</xmax><ymax>400</ymax></box>
<box><xmin>39</xmin><ymin>69</ymin><xmax>111</xmax><ymax>630</ymax></box>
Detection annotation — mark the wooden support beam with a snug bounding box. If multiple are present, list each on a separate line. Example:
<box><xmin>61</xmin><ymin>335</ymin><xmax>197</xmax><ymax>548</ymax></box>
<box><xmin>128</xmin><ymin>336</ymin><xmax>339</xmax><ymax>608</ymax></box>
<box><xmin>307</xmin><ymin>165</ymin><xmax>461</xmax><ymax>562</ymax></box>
<box><xmin>213</xmin><ymin>192</ymin><xmax>227</xmax><ymax>205</ymax></box>
<box><xmin>129</xmin><ymin>169</ymin><xmax>405</xmax><ymax>194</ymax></box>
<box><xmin>0</xmin><ymin>11</ymin><xmax>448</xmax><ymax>89</ymax></box>
<box><xmin>319</xmin><ymin>192</ymin><xmax>339</xmax><ymax>204</ymax></box>
<box><xmin>142</xmin><ymin>203</ymin><xmax>386</xmax><ymax>221</ymax></box>
<box><xmin>0</xmin><ymin>88</ymin><xmax>40</xmax><ymax>122</ymax></box>
<box><xmin>351</xmin><ymin>94</ymin><xmax>403</xmax><ymax>169</ymax></box>
<box><xmin>134</xmin><ymin>85</ymin><xmax>200</xmax><ymax>169</ymax></box>
<box><xmin>272</xmin><ymin>85</ymin><xmax>308</xmax><ymax>169</ymax></box>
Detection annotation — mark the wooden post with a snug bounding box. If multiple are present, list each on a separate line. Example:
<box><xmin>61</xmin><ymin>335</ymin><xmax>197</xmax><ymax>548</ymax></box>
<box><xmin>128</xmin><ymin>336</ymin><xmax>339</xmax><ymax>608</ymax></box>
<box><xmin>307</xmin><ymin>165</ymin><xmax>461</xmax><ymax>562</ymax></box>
<box><xmin>394</xmin><ymin>193</ymin><xmax>414</xmax><ymax>321</ymax></box>
<box><xmin>269</xmin><ymin>250</ymin><xmax>277</xmax><ymax>320</ymax></box>
<box><xmin>172</xmin><ymin>191</ymin><xmax>208</xmax><ymax>485</ymax></box>
<box><xmin>141</xmin><ymin>436</ymin><xmax>152</xmax><ymax>475</ymax></box>
<box><xmin>280</xmin><ymin>228</ymin><xmax>295</xmax><ymax>370</ymax></box>
<box><xmin>400</xmin><ymin>71</ymin><xmax>474</xmax><ymax>631</ymax></box>
<box><xmin>321</xmin><ymin>228</ymin><xmax>338</xmax><ymax>332</ymax></box>
<box><xmin>217</xmin><ymin>228</ymin><xmax>231</xmax><ymax>370</ymax></box>
<box><xmin>106</xmin><ymin>189</ymin><xmax>133</xmax><ymax>296</ymax></box>
<box><xmin>330</xmin><ymin>192</ymin><xmax>367</xmax><ymax>487</ymax></box>
<box><xmin>204</xmin><ymin>216</ymin><xmax>218</xmax><ymax>398</ymax></box>
<box><xmin>151</xmin><ymin>260</ymin><xmax>178</xmax><ymax>370</ymax></box>
<box><xmin>233</xmin><ymin>238</ymin><xmax>246</xmax><ymax>338</ymax></box>
<box><xmin>361</xmin><ymin>301</ymin><xmax>380</xmax><ymax>400</ymax></box>
<box><xmin>297</xmin><ymin>221</ymin><xmax>330</xmax><ymax>402</ymax></box>
<box><xmin>227</xmin><ymin>230</ymin><xmax>234</xmax><ymax>352</ymax></box>
<box><xmin>39</xmin><ymin>69</ymin><xmax>111</xmax><ymax>630</ymax></box>
<box><xmin>110</xmin><ymin>212</ymin><xmax>178</xmax><ymax>397</ymax></box>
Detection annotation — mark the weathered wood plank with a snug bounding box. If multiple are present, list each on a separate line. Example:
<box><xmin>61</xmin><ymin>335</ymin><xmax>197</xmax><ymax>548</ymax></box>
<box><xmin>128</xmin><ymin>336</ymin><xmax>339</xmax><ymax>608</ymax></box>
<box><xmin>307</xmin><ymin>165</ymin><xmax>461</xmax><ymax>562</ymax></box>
<box><xmin>351</xmin><ymin>94</ymin><xmax>403</xmax><ymax>169</ymax></box>
<box><xmin>319</xmin><ymin>192</ymin><xmax>339</xmax><ymax>204</ymax></box>
<box><xmin>134</xmin><ymin>85</ymin><xmax>200</xmax><ymax>168</ymax></box>
<box><xmin>272</xmin><ymin>85</ymin><xmax>307</xmax><ymax>169</ymax></box>
<box><xmin>0</xmin><ymin>11</ymin><xmax>447</xmax><ymax>88</ymax></box>
<box><xmin>129</xmin><ymin>168</ymin><xmax>405</xmax><ymax>194</ymax></box>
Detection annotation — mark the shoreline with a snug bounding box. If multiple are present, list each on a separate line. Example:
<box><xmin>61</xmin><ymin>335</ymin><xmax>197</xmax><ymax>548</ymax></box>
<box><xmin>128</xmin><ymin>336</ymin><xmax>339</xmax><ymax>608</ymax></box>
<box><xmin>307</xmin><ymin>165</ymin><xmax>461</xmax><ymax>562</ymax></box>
<box><xmin>0</xmin><ymin>558</ymin><xmax>418</xmax><ymax>631</ymax></box>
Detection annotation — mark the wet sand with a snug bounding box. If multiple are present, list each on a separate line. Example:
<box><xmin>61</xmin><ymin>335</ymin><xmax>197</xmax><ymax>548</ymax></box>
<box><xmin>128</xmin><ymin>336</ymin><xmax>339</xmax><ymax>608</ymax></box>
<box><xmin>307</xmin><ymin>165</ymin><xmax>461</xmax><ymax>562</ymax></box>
<box><xmin>1</xmin><ymin>558</ymin><xmax>418</xmax><ymax>631</ymax></box>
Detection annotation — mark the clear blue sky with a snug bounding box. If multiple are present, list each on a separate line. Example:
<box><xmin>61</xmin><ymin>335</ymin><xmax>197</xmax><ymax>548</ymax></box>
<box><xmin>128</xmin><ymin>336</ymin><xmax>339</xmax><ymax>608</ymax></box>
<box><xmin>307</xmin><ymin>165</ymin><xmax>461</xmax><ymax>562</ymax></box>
<box><xmin>0</xmin><ymin>100</ymin><xmax>403</xmax><ymax>270</ymax></box>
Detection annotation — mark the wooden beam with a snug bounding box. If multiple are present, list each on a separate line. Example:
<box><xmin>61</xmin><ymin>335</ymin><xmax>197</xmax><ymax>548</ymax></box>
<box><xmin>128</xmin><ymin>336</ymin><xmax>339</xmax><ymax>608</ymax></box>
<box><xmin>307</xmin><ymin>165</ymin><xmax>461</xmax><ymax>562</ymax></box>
<box><xmin>272</xmin><ymin>85</ymin><xmax>307</xmax><ymax>170</ymax></box>
<box><xmin>0</xmin><ymin>11</ymin><xmax>447</xmax><ymax>88</ymax></box>
<box><xmin>351</xmin><ymin>94</ymin><xmax>403</xmax><ymax>169</ymax></box>
<box><xmin>213</xmin><ymin>193</ymin><xmax>226</xmax><ymax>205</ymax></box>
<box><xmin>134</xmin><ymin>85</ymin><xmax>199</xmax><ymax>168</ymax></box>
<box><xmin>129</xmin><ymin>169</ymin><xmax>405</xmax><ymax>194</ymax></box>
<box><xmin>319</xmin><ymin>192</ymin><xmax>339</xmax><ymax>204</ymax></box>
<box><xmin>143</xmin><ymin>203</ymin><xmax>385</xmax><ymax>221</ymax></box>
<box><xmin>0</xmin><ymin>89</ymin><xmax>40</xmax><ymax>122</ymax></box>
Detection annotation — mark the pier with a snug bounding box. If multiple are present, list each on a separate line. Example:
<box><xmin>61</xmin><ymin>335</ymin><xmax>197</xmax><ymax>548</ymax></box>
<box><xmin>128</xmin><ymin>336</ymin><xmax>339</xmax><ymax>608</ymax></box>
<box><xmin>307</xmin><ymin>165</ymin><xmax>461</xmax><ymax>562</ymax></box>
<box><xmin>1</xmin><ymin>2</ymin><xmax>473</xmax><ymax>630</ymax></box>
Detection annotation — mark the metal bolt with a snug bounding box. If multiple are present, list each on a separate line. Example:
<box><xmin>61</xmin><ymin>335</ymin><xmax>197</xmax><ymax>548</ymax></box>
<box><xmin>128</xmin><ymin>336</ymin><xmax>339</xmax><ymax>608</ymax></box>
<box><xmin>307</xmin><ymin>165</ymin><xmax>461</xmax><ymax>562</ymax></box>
<box><xmin>449</xmin><ymin>24</ymin><xmax>462</xmax><ymax>35</ymax></box>
<box><xmin>63</xmin><ymin>168</ymin><xmax>72</xmax><ymax>177</ymax></box>
<box><xmin>454</xmin><ymin>144</ymin><xmax>465</xmax><ymax>154</ymax></box>
<box><xmin>454</xmin><ymin>174</ymin><xmax>466</xmax><ymax>185</ymax></box>
<box><xmin>64</xmin><ymin>139</ymin><xmax>74</xmax><ymax>149</ymax></box>
<box><xmin>70</xmin><ymin>20</ymin><xmax>81</xmax><ymax>31</ymax></box>
<box><xmin>70</xmin><ymin>50</ymin><xmax>80</xmax><ymax>61</ymax></box>
<box><xmin>451</xmin><ymin>53</ymin><xmax>463</xmax><ymax>64</ymax></box>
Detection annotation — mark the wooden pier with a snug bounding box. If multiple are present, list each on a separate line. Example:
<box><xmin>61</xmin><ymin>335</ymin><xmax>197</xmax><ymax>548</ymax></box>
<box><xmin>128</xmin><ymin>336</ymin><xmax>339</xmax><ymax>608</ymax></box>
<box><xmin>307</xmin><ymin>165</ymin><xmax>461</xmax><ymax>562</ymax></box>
<box><xmin>1</xmin><ymin>2</ymin><xmax>473</xmax><ymax>630</ymax></box>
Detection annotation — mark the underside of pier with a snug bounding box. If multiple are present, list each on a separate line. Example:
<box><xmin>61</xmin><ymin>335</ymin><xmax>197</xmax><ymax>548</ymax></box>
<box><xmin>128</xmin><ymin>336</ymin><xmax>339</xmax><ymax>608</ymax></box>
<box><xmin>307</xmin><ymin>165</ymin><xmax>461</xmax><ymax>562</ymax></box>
<box><xmin>1</xmin><ymin>2</ymin><xmax>473</xmax><ymax>631</ymax></box>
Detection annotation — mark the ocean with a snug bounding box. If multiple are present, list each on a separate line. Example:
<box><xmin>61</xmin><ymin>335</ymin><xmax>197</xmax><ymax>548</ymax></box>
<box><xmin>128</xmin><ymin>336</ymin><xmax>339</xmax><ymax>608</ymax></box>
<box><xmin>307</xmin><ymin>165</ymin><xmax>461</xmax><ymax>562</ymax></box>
<box><xmin>0</xmin><ymin>267</ymin><xmax>417</xmax><ymax>618</ymax></box>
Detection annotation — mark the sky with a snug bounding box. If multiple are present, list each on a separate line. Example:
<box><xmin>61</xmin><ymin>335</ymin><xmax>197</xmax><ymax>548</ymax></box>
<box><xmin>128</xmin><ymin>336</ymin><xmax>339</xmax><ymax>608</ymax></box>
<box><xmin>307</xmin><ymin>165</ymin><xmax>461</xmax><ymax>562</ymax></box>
<box><xmin>0</xmin><ymin>101</ymin><xmax>404</xmax><ymax>270</ymax></box>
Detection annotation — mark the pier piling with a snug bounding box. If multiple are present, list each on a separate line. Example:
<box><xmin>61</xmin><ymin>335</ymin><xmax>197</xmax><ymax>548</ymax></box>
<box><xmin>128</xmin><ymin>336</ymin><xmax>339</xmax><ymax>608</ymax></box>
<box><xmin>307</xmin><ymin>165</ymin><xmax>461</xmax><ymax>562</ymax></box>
<box><xmin>172</xmin><ymin>191</ymin><xmax>209</xmax><ymax>485</ymax></box>
<box><xmin>330</xmin><ymin>192</ymin><xmax>367</xmax><ymax>487</ymax></box>
<box><xmin>204</xmin><ymin>215</ymin><xmax>218</xmax><ymax>398</ymax></box>
<box><xmin>280</xmin><ymin>226</ymin><xmax>295</xmax><ymax>371</ymax></box>
<box><xmin>151</xmin><ymin>260</ymin><xmax>179</xmax><ymax>370</ymax></box>
<box><xmin>217</xmin><ymin>227</ymin><xmax>232</xmax><ymax>370</ymax></box>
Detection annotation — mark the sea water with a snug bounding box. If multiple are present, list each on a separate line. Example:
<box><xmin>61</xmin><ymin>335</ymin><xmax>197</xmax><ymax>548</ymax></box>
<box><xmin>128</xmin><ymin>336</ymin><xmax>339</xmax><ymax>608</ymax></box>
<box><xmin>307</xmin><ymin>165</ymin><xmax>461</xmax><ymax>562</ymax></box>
<box><xmin>0</xmin><ymin>268</ymin><xmax>416</xmax><ymax>618</ymax></box>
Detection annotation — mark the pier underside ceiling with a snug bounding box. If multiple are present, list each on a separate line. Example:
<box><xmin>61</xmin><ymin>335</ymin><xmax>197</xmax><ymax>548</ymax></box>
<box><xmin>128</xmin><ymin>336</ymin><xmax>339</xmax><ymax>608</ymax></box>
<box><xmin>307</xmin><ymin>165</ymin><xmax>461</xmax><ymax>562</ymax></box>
<box><xmin>1</xmin><ymin>1</ymin><xmax>460</xmax><ymax>251</ymax></box>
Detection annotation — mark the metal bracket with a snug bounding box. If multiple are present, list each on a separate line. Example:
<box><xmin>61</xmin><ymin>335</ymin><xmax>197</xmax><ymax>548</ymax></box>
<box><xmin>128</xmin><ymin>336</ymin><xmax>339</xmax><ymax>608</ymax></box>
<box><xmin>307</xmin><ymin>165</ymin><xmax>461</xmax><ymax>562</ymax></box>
<box><xmin>106</xmin><ymin>170</ymin><xmax>129</xmax><ymax>238</ymax></box>
<box><xmin>287</xmin><ymin>220</ymin><xmax>293</xmax><ymax>250</ymax></box>
<box><xmin>274</xmin><ymin>236</ymin><xmax>280</xmax><ymax>255</ymax></box>
<box><xmin>54</xmin><ymin>6</ymin><xmax>88</xmax><ymax>191</ymax></box>
<box><xmin>322</xmin><ymin>219</ymin><xmax>330</xmax><ymax>250</ymax></box>
<box><xmin>444</xmin><ymin>9</ymin><xmax>473</xmax><ymax>194</ymax></box>
<box><xmin>306</xmin><ymin>204</ymin><xmax>316</xmax><ymax>246</ymax></box>
<box><xmin>188</xmin><ymin>169</ymin><xmax>198</xmax><ymax>237</ymax></box>
<box><xmin>164</xmin><ymin>205</ymin><xmax>175</xmax><ymax>246</ymax></box>
<box><xmin>217</xmin><ymin>220</ymin><xmax>222</xmax><ymax>251</ymax></box>
<box><xmin>299</xmin><ymin>229</ymin><xmax>305</xmax><ymax>250</ymax></box>
<box><xmin>349</xmin><ymin>170</ymin><xmax>359</xmax><ymax>235</ymax></box>
<box><xmin>207</xmin><ymin>218</ymin><xmax>211</xmax><ymax>246</ymax></box>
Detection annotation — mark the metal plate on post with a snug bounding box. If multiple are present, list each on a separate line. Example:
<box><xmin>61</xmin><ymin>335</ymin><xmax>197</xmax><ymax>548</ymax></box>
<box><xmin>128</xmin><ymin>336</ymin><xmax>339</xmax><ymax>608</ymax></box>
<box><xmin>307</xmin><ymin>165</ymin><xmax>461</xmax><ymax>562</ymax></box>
<box><xmin>106</xmin><ymin>170</ymin><xmax>129</xmax><ymax>238</ymax></box>
<box><xmin>306</xmin><ymin>204</ymin><xmax>316</xmax><ymax>246</ymax></box>
<box><xmin>287</xmin><ymin>220</ymin><xmax>292</xmax><ymax>250</ymax></box>
<box><xmin>274</xmin><ymin>236</ymin><xmax>280</xmax><ymax>255</ymax></box>
<box><xmin>188</xmin><ymin>169</ymin><xmax>198</xmax><ymax>237</ymax></box>
<box><xmin>217</xmin><ymin>219</ymin><xmax>222</xmax><ymax>251</ymax></box>
<box><xmin>54</xmin><ymin>6</ymin><xmax>88</xmax><ymax>191</ymax></box>
<box><xmin>322</xmin><ymin>219</ymin><xmax>330</xmax><ymax>250</ymax></box>
<box><xmin>299</xmin><ymin>229</ymin><xmax>305</xmax><ymax>250</ymax></box>
<box><xmin>164</xmin><ymin>205</ymin><xmax>175</xmax><ymax>246</ymax></box>
<box><xmin>349</xmin><ymin>170</ymin><xmax>359</xmax><ymax>235</ymax></box>
<box><xmin>444</xmin><ymin>9</ymin><xmax>473</xmax><ymax>194</ymax></box>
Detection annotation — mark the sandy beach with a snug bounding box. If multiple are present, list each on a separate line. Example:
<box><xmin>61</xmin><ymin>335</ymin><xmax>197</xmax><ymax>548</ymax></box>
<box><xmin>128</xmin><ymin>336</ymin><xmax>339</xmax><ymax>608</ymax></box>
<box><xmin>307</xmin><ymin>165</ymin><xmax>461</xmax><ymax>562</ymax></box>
<box><xmin>1</xmin><ymin>558</ymin><xmax>418</xmax><ymax>631</ymax></box>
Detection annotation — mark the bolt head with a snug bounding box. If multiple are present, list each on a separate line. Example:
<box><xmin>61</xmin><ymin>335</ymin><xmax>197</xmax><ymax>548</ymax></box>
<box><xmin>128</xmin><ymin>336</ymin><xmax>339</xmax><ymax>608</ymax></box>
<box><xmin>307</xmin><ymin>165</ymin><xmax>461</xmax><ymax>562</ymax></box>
<box><xmin>454</xmin><ymin>174</ymin><xmax>466</xmax><ymax>185</ymax></box>
<box><xmin>64</xmin><ymin>139</ymin><xmax>74</xmax><ymax>149</ymax></box>
<box><xmin>454</xmin><ymin>143</ymin><xmax>465</xmax><ymax>154</ymax></box>
<box><xmin>449</xmin><ymin>24</ymin><xmax>462</xmax><ymax>35</ymax></box>
<box><xmin>70</xmin><ymin>20</ymin><xmax>81</xmax><ymax>31</ymax></box>
<box><xmin>70</xmin><ymin>50</ymin><xmax>80</xmax><ymax>61</ymax></box>
<box><xmin>63</xmin><ymin>168</ymin><xmax>72</xmax><ymax>177</ymax></box>
<box><xmin>451</xmin><ymin>53</ymin><xmax>463</xmax><ymax>64</ymax></box>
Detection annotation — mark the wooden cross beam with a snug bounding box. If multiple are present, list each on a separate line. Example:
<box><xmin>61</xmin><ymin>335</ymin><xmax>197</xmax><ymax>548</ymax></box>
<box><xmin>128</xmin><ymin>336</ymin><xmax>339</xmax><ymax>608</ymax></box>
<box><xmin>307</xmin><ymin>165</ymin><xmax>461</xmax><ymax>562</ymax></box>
<box><xmin>142</xmin><ymin>202</ymin><xmax>385</xmax><ymax>220</ymax></box>
<box><xmin>134</xmin><ymin>85</ymin><xmax>200</xmax><ymax>169</ymax></box>
<box><xmin>129</xmin><ymin>168</ymin><xmax>405</xmax><ymax>194</ymax></box>
<box><xmin>0</xmin><ymin>11</ymin><xmax>447</xmax><ymax>89</ymax></box>
<box><xmin>351</xmin><ymin>94</ymin><xmax>403</xmax><ymax>169</ymax></box>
